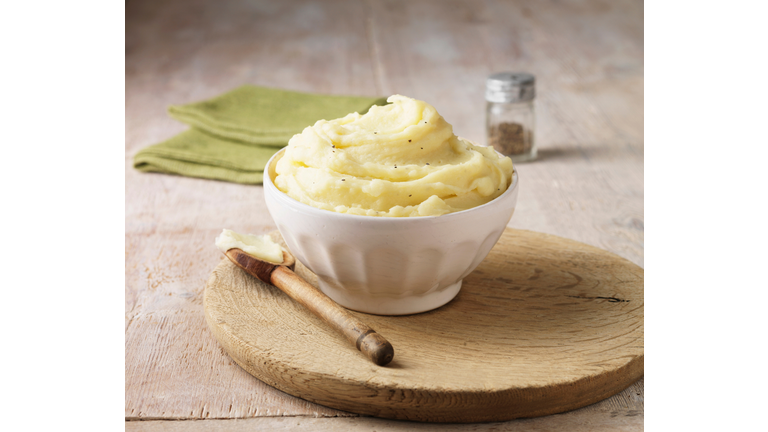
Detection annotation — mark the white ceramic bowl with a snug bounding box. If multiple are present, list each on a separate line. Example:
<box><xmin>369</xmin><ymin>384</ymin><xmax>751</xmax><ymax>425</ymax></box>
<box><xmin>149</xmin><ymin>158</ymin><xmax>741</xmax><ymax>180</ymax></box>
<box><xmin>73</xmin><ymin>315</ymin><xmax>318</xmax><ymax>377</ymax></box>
<box><xmin>264</xmin><ymin>149</ymin><xmax>519</xmax><ymax>315</ymax></box>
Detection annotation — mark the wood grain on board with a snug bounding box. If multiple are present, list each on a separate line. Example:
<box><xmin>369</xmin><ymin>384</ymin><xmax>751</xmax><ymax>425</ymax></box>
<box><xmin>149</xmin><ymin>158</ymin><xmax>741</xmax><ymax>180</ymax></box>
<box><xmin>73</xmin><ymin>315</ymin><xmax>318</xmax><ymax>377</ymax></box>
<box><xmin>222</xmin><ymin>246</ymin><xmax>395</xmax><ymax>366</ymax></box>
<box><xmin>204</xmin><ymin>229</ymin><xmax>643</xmax><ymax>423</ymax></box>
<box><xmin>126</xmin><ymin>0</ymin><xmax>643</xmax><ymax>429</ymax></box>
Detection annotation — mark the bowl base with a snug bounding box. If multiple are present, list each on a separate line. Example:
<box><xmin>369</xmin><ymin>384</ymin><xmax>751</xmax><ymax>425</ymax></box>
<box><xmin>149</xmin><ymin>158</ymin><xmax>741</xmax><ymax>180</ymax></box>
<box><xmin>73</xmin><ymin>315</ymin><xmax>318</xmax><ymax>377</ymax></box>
<box><xmin>316</xmin><ymin>280</ymin><xmax>463</xmax><ymax>316</ymax></box>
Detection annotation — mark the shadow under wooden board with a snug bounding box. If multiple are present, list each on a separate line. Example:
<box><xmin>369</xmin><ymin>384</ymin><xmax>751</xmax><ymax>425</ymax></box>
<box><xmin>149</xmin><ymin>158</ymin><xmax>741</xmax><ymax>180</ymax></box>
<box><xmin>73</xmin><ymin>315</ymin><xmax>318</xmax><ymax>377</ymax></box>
<box><xmin>204</xmin><ymin>228</ymin><xmax>644</xmax><ymax>423</ymax></box>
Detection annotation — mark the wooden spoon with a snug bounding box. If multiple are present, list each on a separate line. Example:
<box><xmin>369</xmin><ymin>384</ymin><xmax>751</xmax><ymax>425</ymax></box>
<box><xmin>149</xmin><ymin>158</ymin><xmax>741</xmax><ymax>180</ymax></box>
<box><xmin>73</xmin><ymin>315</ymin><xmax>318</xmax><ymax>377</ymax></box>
<box><xmin>223</xmin><ymin>247</ymin><xmax>395</xmax><ymax>366</ymax></box>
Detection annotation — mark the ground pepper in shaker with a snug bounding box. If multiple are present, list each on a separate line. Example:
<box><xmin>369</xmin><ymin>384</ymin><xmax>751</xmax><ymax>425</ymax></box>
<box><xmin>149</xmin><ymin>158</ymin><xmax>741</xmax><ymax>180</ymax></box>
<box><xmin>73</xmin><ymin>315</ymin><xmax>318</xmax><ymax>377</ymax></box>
<box><xmin>486</xmin><ymin>72</ymin><xmax>536</xmax><ymax>162</ymax></box>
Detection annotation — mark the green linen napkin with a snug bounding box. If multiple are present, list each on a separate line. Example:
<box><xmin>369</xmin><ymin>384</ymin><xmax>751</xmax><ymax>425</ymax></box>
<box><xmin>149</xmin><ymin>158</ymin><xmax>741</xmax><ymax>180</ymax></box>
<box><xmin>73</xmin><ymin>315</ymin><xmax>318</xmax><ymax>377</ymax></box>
<box><xmin>134</xmin><ymin>85</ymin><xmax>388</xmax><ymax>184</ymax></box>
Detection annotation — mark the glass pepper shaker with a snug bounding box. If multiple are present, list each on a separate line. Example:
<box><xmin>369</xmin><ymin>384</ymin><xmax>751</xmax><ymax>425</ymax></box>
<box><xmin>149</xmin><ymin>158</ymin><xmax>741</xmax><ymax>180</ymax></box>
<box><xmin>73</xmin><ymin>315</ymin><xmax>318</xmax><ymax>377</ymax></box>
<box><xmin>486</xmin><ymin>72</ymin><xmax>536</xmax><ymax>162</ymax></box>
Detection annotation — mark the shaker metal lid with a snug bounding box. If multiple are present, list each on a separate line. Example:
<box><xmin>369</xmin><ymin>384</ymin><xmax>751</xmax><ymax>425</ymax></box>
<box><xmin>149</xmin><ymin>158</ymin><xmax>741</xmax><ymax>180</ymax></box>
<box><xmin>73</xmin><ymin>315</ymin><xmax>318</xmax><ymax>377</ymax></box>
<box><xmin>486</xmin><ymin>72</ymin><xmax>535</xmax><ymax>103</ymax></box>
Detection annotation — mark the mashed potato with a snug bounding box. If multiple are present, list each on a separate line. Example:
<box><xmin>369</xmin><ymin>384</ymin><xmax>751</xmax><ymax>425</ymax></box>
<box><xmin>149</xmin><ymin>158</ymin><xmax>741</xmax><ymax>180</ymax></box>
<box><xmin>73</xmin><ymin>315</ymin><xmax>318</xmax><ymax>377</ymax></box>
<box><xmin>215</xmin><ymin>229</ymin><xmax>284</xmax><ymax>264</ymax></box>
<box><xmin>274</xmin><ymin>95</ymin><xmax>514</xmax><ymax>217</ymax></box>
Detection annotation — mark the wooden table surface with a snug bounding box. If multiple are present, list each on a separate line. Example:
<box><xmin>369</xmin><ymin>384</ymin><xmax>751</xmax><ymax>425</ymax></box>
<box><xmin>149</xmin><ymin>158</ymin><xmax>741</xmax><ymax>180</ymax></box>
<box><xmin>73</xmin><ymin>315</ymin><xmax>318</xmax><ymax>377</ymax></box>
<box><xmin>125</xmin><ymin>0</ymin><xmax>644</xmax><ymax>430</ymax></box>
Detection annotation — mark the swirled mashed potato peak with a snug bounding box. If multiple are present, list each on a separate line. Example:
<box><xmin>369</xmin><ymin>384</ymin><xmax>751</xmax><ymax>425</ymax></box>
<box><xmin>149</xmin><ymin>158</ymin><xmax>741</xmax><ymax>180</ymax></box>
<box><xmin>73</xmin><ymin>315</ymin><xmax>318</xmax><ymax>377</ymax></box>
<box><xmin>274</xmin><ymin>95</ymin><xmax>514</xmax><ymax>217</ymax></box>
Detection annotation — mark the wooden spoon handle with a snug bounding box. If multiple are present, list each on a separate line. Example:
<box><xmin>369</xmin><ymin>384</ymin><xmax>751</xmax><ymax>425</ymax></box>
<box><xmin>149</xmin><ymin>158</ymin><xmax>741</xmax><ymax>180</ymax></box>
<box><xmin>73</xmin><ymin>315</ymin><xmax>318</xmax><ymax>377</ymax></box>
<box><xmin>270</xmin><ymin>266</ymin><xmax>395</xmax><ymax>366</ymax></box>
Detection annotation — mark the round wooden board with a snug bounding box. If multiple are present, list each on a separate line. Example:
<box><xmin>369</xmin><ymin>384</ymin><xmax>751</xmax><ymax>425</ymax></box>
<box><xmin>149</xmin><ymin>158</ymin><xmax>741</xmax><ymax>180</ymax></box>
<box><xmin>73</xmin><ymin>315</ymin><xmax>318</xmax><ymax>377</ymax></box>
<box><xmin>204</xmin><ymin>228</ymin><xmax>644</xmax><ymax>423</ymax></box>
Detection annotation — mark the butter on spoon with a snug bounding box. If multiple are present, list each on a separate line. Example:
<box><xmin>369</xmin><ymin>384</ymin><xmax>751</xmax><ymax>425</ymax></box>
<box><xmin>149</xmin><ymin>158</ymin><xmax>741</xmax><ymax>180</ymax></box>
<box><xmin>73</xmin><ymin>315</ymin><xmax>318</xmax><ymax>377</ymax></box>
<box><xmin>215</xmin><ymin>229</ymin><xmax>395</xmax><ymax>366</ymax></box>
